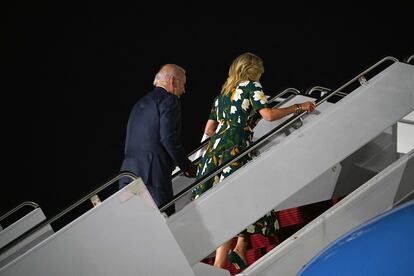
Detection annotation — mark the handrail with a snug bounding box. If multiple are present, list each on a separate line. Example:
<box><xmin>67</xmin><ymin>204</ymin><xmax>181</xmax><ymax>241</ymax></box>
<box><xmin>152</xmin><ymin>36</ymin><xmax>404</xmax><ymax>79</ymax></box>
<box><xmin>0</xmin><ymin>201</ymin><xmax>39</xmax><ymax>225</ymax></box>
<box><xmin>316</xmin><ymin>56</ymin><xmax>398</xmax><ymax>105</ymax></box>
<box><xmin>404</xmin><ymin>55</ymin><xmax>414</xmax><ymax>64</ymax></box>
<box><xmin>186</xmin><ymin>88</ymin><xmax>300</xmax><ymax>157</ymax></box>
<box><xmin>160</xmin><ymin>56</ymin><xmax>399</xmax><ymax>213</ymax></box>
<box><xmin>0</xmin><ymin>171</ymin><xmax>139</xmax><ymax>255</ymax></box>
<box><xmin>310</xmin><ymin>85</ymin><xmax>413</xmax><ymax>127</ymax></box>
<box><xmin>269</xmin><ymin>87</ymin><xmax>300</xmax><ymax>103</ymax></box>
<box><xmin>171</xmin><ymin>87</ymin><xmax>301</xmax><ymax>180</ymax></box>
<box><xmin>306</xmin><ymin>86</ymin><xmax>348</xmax><ymax>98</ymax></box>
<box><xmin>161</xmin><ymin>106</ymin><xmax>313</xmax><ymax>213</ymax></box>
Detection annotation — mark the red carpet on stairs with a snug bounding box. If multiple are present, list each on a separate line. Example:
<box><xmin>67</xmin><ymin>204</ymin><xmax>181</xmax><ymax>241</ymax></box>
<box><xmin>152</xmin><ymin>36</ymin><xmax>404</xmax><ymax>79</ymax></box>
<box><xmin>201</xmin><ymin>197</ymin><xmax>341</xmax><ymax>275</ymax></box>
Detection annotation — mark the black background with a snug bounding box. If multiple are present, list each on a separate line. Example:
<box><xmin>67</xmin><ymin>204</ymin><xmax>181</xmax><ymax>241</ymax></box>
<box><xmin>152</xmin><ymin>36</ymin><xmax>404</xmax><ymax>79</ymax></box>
<box><xmin>1</xmin><ymin>1</ymin><xmax>413</xmax><ymax>223</ymax></box>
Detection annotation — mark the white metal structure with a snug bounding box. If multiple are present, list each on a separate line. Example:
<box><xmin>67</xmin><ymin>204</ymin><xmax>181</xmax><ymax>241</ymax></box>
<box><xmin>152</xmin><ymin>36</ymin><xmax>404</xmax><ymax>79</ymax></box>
<box><xmin>0</xmin><ymin>203</ymin><xmax>53</xmax><ymax>268</ymax></box>
<box><xmin>238</xmin><ymin>149</ymin><xmax>414</xmax><ymax>276</ymax></box>
<box><xmin>0</xmin><ymin>57</ymin><xmax>413</xmax><ymax>276</ymax></box>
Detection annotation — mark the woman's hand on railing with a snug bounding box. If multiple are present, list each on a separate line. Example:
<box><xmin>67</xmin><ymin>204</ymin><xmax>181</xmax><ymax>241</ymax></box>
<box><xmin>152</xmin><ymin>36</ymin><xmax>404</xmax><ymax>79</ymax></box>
<box><xmin>299</xmin><ymin>101</ymin><xmax>316</xmax><ymax>113</ymax></box>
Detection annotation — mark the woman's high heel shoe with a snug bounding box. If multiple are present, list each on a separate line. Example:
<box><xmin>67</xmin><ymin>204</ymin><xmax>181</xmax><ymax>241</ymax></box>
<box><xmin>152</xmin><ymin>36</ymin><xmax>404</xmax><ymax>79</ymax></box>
<box><xmin>228</xmin><ymin>250</ymin><xmax>247</xmax><ymax>270</ymax></box>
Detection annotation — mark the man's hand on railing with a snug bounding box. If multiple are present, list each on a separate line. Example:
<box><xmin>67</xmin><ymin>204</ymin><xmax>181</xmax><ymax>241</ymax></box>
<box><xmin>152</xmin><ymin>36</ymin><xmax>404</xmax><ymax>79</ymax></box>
<box><xmin>184</xmin><ymin>164</ymin><xmax>197</xmax><ymax>178</ymax></box>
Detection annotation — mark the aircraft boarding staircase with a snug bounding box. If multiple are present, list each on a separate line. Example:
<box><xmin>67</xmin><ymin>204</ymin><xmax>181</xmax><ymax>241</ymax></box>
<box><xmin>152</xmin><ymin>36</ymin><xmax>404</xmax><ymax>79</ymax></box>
<box><xmin>0</xmin><ymin>56</ymin><xmax>413</xmax><ymax>276</ymax></box>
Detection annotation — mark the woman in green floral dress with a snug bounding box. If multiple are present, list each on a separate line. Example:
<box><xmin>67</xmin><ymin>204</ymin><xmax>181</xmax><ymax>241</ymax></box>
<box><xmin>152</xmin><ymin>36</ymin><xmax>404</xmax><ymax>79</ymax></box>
<box><xmin>191</xmin><ymin>52</ymin><xmax>316</xmax><ymax>270</ymax></box>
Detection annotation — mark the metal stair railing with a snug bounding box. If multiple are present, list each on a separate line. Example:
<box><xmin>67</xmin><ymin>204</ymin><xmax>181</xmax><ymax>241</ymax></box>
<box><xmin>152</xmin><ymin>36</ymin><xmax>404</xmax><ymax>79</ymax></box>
<box><xmin>0</xmin><ymin>172</ymin><xmax>139</xmax><ymax>256</ymax></box>
<box><xmin>403</xmin><ymin>54</ymin><xmax>414</xmax><ymax>64</ymax></box>
<box><xmin>160</xmin><ymin>56</ymin><xmax>399</xmax><ymax>214</ymax></box>
<box><xmin>0</xmin><ymin>201</ymin><xmax>39</xmax><ymax>229</ymax></box>
<box><xmin>171</xmin><ymin>87</ymin><xmax>301</xmax><ymax>180</ymax></box>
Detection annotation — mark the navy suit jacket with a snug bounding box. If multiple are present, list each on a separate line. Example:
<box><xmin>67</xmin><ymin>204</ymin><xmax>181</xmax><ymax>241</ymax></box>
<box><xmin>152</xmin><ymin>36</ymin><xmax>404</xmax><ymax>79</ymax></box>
<box><xmin>119</xmin><ymin>87</ymin><xmax>191</xmax><ymax>213</ymax></box>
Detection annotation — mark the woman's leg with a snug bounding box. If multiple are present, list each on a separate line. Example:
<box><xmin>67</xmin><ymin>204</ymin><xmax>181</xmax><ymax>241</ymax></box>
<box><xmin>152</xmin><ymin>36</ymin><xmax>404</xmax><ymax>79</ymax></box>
<box><xmin>213</xmin><ymin>150</ymin><xmax>249</xmax><ymax>269</ymax></box>
<box><xmin>233</xmin><ymin>235</ymin><xmax>248</xmax><ymax>265</ymax></box>
<box><xmin>213</xmin><ymin>239</ymin><xmax>233</xmax><ymax>268</ymax></box>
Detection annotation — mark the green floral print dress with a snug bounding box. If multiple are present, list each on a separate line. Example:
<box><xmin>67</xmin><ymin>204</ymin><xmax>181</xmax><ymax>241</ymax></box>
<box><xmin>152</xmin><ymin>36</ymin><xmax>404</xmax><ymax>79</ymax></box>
<box><xmin>191</xmin><ymin>80</ymin><xmax>279</xmax><ymax>237</ymax></box>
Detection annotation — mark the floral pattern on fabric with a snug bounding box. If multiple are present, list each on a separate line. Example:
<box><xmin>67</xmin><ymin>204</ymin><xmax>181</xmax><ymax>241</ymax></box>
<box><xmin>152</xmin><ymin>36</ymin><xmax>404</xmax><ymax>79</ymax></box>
<box><xmin>191</xmin><ymin>81</ymin><xmax>279</xmax><ymax>236</ymax></box>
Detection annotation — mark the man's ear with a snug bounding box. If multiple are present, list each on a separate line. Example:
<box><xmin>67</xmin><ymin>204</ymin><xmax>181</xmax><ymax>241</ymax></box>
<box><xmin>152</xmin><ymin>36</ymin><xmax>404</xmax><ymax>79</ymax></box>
<box><xmin>170</xmin><ymin>76</ymin><xmax>177</xmax><ymax>95</ymax></box>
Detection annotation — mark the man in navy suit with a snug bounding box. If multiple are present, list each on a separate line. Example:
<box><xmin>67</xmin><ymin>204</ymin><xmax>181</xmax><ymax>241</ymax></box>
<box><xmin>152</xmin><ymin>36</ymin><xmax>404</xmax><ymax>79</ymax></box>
<box><xmin>119</xmin><ymin>64</ymin><xmax>197</xmax><ymax>216</ymax></box>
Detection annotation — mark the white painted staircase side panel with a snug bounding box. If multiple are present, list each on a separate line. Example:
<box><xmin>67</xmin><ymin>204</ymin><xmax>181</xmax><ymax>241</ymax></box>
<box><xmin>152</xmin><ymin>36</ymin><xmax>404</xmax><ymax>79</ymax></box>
<box><xmin>0</xmin><ymin>179</ymin><xmax>195</xmax><ymax>276</ymax></box>
<box><xmin>238</xmin><ymin>150</ymin><xmax>413</xmax><ymax>276</ymax></box>
<box><xmin>167</xmin><ymin>62</ymin><xmax>414</xmax><ymax>266</ymax></box>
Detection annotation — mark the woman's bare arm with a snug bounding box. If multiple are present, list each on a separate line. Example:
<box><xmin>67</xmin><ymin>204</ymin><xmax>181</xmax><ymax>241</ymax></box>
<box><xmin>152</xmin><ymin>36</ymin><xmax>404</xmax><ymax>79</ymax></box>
<box><xmin>259</xmin><ymin>101</ymin><xmax>316</xmax><ymax>121</ymax></box>
<box><xmin>204</xmin><ymin>119</ymin><xmax>219</xmax><ymax>137</ymax></box>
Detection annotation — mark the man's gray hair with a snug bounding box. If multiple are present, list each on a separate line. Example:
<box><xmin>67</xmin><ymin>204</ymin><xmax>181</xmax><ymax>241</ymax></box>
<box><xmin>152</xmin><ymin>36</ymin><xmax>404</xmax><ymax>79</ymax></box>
<box><xmin>153</xmin><ymin>64</ymin><xmax>185</xmax><ymax>86</ymax></box>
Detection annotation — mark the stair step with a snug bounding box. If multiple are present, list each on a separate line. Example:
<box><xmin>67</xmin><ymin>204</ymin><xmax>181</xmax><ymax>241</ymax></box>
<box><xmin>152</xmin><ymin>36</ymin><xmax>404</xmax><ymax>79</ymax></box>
<box><xmin>200</xmin><ymin>198</ymin><xmax>341</xmax><ymax>275</ymax></box>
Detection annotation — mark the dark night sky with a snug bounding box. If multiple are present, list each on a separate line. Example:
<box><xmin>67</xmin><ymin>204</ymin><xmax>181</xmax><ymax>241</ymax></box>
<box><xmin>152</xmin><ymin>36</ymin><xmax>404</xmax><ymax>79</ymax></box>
<box><xmin>1</xmin><ymin>1</ymin><xmax>413</xmax><ymax>222</ymax></box>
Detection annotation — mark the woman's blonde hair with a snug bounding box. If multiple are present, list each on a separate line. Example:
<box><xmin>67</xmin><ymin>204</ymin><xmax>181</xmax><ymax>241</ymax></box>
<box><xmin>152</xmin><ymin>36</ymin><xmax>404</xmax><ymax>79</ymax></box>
<box><xmin>221</xmin><ymin>52</ymin><xmax>264</xmax><ymax>95</ymax></box>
